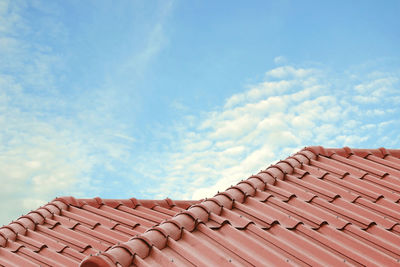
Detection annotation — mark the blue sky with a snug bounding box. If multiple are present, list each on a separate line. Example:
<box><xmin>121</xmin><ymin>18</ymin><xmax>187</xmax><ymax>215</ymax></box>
<box><xmin>1</xmin><ymin>0</ymin><xmax>399</xmax><ymax>224</ymax></box>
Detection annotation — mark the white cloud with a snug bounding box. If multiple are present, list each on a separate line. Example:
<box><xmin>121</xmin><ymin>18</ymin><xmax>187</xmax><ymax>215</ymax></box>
<box><xmin>184</xmin><ymin>140</ymin><xmax>212</xmax><ymax>152</ymax></box>
<box><xmin>224</xmin><ymin>80</ymin><xmax>293</xmax><ymax>108</ymax></box>
<box><xmin>353</xmin><ymin>76</ymin><xmax>399</xmax><ymax>103</ymax></box>
<box><xmin>0</xmin><ymin>1</ymin><xmax>142</xmax><ymax>225</ymax></box>
<box><xmin>113</xmin><ymin>133</ymin><xmax>136</xmax><ymax>143</ymax></box>
<box><xmin>0</xmin><ymin>109</ymin><xmax>94</xmax><ymax>223</ymax></box>
<box><xmin>135</xmin><ymin>63</ymin><xmax>400</xmax><ymax>201</ymax></box>
<box><xmin>266</xmin><ymin>66</ymin><xmax>316</xmax><ymax>79</ymax></box>
<box><xmin>0</xmin><ymin>75</ymin><xmax>139</xmax><ymax>224</ymax></box>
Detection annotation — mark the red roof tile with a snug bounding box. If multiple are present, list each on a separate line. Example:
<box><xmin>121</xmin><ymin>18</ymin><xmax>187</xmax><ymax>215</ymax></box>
<box><xmin>79</xmin><ymin>147</ymin><xmax>400</xmax><ymax>267</ymax></box>
<box><xmin>0</xmin><ymin>197</ymin><xmax>197</xmax><ymax>266</ymax></box>
<box><xmin>1</xmin><ymin>146</ymin><xmax>400</xmax><ymax>266</ymax></box>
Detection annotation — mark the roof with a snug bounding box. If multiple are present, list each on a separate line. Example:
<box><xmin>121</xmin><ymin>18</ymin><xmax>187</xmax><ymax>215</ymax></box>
<box><xmin>1</xmin><ymin>147</ymin><xmax>399</xmax><ymax>266</ymax></box>
<box><xmin>0</xmin><ymin>197</ymin><xmax>198</xmax><ymax>266</ymax></box>
<box><xmin>80</xmin><ymin>147</ymin><xmax>400</xmax><ymax>267</ymax></box>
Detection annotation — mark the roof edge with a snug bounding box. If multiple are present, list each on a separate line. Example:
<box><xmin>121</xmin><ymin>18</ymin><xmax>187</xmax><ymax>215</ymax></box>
<box><xmin>80</xmin><ymin>149</ymin><xmax>317</xmax><ymax>267</ymax></box>
<box><xmin>304</xmin><ymin>146</ymin><xmax>400</xmax><ymax>158</ymax></box>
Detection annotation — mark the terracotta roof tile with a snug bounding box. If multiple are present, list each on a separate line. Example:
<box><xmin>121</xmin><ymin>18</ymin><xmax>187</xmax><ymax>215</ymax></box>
<box><xmin>1</xmin><ymin>146</ymin><xmax>400</xmax><ymax>266</ymax></box>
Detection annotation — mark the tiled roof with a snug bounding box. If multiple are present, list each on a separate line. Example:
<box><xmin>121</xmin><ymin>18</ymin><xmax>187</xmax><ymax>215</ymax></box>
<box><xmin>80</xmin><ymin>147</ymin><xmax>400</xmax><ymax>267</ymax></box>
<box><xmin>0</xmin><ymin>197</ymin><xmax>197</xmax><ymax>266</ymax></box>
<box><xmin>1</xmin><ymin>147</ymin><xmax>399</xmax><ymax>266</ymax></box>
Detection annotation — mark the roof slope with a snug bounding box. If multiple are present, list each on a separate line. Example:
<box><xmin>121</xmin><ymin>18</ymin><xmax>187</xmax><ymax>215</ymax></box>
<box><xmin>0</xmin><ymin>197</ymin><xmax>197</xmax><ymax>266</ymax></box>
<box><xmin>81</xmin><ymin>147</ymin><xmax>400</xmax><ymax>267</ymax></box>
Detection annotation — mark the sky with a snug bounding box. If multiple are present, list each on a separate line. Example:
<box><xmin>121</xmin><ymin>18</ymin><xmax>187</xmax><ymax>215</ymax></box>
<box><xmin>0</xmin><ymin>0</ymin><xmax>399</xmax><ymax>225</ymax></box>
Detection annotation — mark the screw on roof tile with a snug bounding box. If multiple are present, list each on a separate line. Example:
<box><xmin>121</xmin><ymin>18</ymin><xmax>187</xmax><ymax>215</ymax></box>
<box><xmin>171</xmin><ymin>259</ymin><xmax>174</xmax><ymax>262</ymax></box>
<box><xmin>228</xmin><ymin>259</ymin><xmax>232</xmax><ymax>262</ymax></box>
<box><xmin>286</xmin><ymin>259</ymin><xmax>289</xmax><ymax>262</ymax></box>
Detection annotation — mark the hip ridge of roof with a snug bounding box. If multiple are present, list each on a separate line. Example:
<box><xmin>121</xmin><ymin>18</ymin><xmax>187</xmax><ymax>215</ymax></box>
<box><xmin>0</xmin><ymin>198</ymin><xmax>70</xmax><ymax>248</ymax></box>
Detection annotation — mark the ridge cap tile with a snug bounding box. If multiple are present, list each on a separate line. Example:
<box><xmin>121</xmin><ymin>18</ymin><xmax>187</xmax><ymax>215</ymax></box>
<box><xmin>304</xmin><ymin>146</ymin><xmax>400</xmax><ymax>159</ymax></box>
<box><xmin>0</xmin><ymin>200</ymin><xmax>69</xmax><ymax>248</ymax></box>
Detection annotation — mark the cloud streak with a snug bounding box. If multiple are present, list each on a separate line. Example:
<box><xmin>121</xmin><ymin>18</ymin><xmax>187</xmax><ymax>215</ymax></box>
<box><xmin>0</xmin><ymin>1</ymin><xmax>150</xmax><ymax>224</ymax></box>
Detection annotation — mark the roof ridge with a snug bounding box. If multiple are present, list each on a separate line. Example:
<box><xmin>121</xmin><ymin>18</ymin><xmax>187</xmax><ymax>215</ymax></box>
<box><xmin>304</xmin><ymin>146</ymin><xmax>400</xmax><ymax>158</ymax></box>
<box><xmin>80</xmin><ymin>148</ymin><xmax>318</xmax><ymax>266</ymax></box>
<box><xmin>57</xmin><ymin>196</ymin><xmax>193</xmax><ymax>209</ymax></box>
<box><xmin>0</xmin><ymin>198</ymin><xmax>69</xmax><ymax>248</ymax></box>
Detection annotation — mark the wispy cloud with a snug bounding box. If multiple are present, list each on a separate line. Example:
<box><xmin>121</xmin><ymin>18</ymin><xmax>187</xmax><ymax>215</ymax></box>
<box><xmin>116</xmin><ymin>0</ymin><xmax>174</xmax><ymax>79</ymax></box>
<box><xmin>0</xmin><ymin>0</ymin><xmax>170</xmax><ymax>224</ymax></box>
